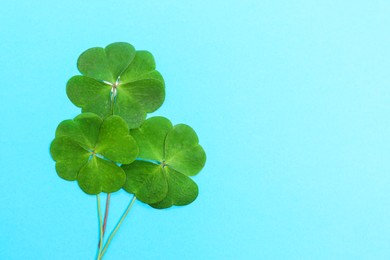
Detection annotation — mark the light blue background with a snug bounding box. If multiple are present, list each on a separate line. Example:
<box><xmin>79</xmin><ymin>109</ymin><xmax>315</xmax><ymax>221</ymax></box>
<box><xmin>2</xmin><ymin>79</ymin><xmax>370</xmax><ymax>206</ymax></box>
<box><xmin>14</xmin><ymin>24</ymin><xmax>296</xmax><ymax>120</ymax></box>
<box><xmin>1</xmin><ymin>1</ymin><xmax>390</xmax><ymax>259</ymax></box>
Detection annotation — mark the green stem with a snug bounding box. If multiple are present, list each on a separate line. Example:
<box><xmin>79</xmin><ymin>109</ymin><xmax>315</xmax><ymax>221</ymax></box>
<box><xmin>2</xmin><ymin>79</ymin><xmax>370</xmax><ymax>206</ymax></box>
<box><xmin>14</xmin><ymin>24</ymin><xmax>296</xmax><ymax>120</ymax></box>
<box><xmin>101</xmin><ymin>195</ymin><xmax>137</xmax><ymax>257</ymax></box>
<box><xmin>98</xmin><ymin>193</ymin><xmax>111</xmax><ymax>248</ymax></box>
<box><xmin>96</xmin><ymin>195</ymin><xmax>104</xmax><ymax>260</ymax></box>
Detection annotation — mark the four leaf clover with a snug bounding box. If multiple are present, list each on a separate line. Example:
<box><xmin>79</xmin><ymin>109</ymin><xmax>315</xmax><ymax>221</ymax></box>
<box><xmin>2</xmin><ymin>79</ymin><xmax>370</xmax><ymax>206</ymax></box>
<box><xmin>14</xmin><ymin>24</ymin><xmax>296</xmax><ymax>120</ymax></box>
<box><xmin>66</xmin><ymin>42</ymin><xmax>165</xmax><ymax>129</ymax></box>
<box><xmin>122</xmin><ymin>117</ymin><xmax>206</xmax><ymax>208</ymax></box>
<box><xmin>50</xmin><ymin>42</ymin><xmax>206</xmax><ymax>259</ymax></box>
<box><xmin>50</xmin><ymin>113</ymin><xmax>138</xmax><ymax>194</ymax></box>
<box><xmin>50</xmin><ymin>42</ymin><xmax>205</xmax><ymax>208</ymax></box>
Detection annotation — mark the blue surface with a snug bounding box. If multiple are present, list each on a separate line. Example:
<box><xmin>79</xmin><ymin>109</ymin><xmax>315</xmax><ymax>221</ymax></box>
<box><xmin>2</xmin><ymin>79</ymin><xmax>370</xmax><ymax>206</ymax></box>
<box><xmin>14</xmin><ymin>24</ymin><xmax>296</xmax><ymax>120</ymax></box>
<box><xmin>1</xmin><ymin>1</ymin><xmax>390</xmax><ymax>259</ymax></box>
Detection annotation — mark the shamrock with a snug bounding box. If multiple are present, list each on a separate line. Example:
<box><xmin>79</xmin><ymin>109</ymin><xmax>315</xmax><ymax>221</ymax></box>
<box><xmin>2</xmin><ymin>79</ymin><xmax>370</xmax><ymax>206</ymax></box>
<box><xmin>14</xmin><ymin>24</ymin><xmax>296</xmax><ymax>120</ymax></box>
<box><xmin>66</xmin><ymin>42</ymin><xmax>165</xmax><ymax>129</ymax></box>
<box><xmin>49</xmin><ymin>41</ymin><xmax>208</xmax><ymax>258</ymax></box>
<box><xmin>122</xmin><ymin>117</ymin><xmax>206</xmax><ymax>209</ymax></box>
<box><xmin>50</xmin><ymin>113</ymin><xmax>138</xmax><ymax>194</ymax></box>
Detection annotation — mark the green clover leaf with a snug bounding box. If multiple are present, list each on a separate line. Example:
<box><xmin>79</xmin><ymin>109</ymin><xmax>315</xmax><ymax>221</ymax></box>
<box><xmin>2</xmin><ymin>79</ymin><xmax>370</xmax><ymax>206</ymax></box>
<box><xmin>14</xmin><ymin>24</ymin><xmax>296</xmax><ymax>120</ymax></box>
<box><xmin>122</xmin><ymin>117</ymin><xmax>206</xmax><ymax>208</ymax></box>
<box><xmin>50</xmin><ymin>113</ymin><xmax>138</xmax><ymax>194</ymax></box>
<box><xmin>66</xmin><ymin>42</ymin><xmax>165</xmax><ymax>129</ymax></box>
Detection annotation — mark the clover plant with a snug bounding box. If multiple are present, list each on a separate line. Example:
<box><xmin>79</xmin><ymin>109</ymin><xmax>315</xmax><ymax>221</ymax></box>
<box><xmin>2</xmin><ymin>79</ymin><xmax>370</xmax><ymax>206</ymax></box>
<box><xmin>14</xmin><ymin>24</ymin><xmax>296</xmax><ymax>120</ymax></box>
<box><xmin>50</xmin><ymin>42</ymin><xmax>206</xmax><ymax>259</ymax></box>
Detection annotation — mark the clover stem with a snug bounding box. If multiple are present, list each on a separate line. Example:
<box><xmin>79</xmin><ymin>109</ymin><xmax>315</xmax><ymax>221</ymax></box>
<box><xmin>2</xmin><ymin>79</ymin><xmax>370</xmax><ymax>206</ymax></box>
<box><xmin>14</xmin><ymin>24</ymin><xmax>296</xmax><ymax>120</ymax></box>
<box><xmin>96</xmin><ymin>195</ymin><xmax>104</xmax><ymax>260</ymax></box>
<box><xmin>98</xmin><ymin>193</ymin><xmax>111</xmax><ymax>248</ymax></box>
<box><xmin>101</xmin><ymin>195</ymin><xmax>137</xmax><ymax>257</ymax></box>
<box><xmin>103</xmin><ymin>193</ymin><xmax>111</xmax><ymax>235</ymax></box>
